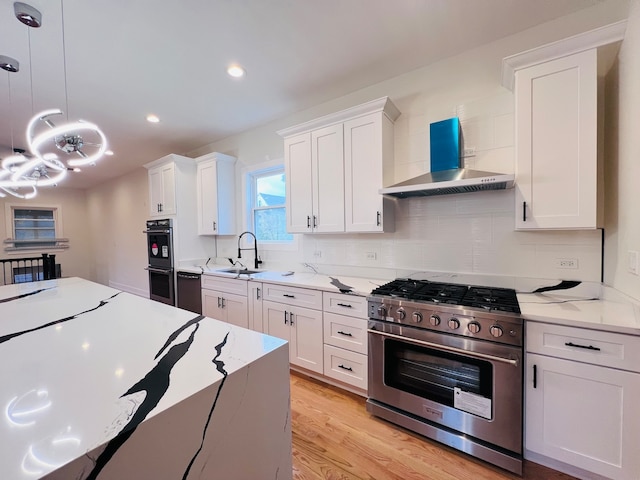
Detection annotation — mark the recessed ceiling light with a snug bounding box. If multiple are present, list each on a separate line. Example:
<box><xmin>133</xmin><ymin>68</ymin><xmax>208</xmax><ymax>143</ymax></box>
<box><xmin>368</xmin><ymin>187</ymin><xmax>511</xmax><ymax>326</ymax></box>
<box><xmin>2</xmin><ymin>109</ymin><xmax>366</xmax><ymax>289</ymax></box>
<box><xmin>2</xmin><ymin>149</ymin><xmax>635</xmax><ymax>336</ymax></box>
<box><xmin>227</xmin><ymin>65</ymin><xmax>245</xmax><ymax>78</ymax></box>
<box><xmin>146</xmin><ymin>114</ymin><xmax>160</xmax><ymax>123</ymax></box>
<box><xmin>105</xmin><ymin>150</ymin><xmax>114</xmax><ymax>156</ymax></box>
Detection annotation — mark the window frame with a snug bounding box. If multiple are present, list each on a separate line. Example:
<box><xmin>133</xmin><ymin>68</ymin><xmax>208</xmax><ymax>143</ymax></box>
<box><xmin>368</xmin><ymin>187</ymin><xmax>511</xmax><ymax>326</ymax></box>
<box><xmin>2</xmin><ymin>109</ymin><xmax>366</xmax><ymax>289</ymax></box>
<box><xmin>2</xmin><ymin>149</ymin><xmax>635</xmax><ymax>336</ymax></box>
<box><xmin>3</xmin><ymin>203</ymin><xmax>67</xmax><ymax>254</ymax></box>
<box><xmin>243</xmin><ymin>160</ymin><xmax>297</xmax><ymax>251</ymax></box>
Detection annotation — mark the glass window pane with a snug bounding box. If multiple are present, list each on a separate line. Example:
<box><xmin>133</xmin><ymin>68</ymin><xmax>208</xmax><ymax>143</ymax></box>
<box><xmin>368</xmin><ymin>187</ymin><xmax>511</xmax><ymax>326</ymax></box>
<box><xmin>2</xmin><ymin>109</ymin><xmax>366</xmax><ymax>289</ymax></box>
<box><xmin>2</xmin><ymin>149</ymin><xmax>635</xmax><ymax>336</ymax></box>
<box><xmin>14</xmin><ymin>209</ymin><xmax>54</xmax><ymax>220</ymax></box>
<box><xmin>256</xmin><ymin>173</ymin><xmax>286</xmax><ymax>207</ymax></box>
<box><xmin>254</xmin><ymin>208</ymin><xmax>293</xmax><ymax>241</ymax></box>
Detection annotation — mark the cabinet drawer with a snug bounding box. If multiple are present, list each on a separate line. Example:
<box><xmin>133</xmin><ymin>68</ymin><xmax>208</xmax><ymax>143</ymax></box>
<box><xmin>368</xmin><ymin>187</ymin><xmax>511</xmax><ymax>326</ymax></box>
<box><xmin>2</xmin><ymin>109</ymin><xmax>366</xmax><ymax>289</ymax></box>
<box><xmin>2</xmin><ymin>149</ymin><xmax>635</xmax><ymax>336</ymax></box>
<box><xmin>202</xmin><ymin>275</ymin><xmax>248</xmax><ymax>296</ymax></box>
<box><xmin>323</xmin><ymin>312</ymin><xmax>367</xmax><ymax>354</ymax></box>
<box><xmin>527</xmin><ymin>322</ymin><xmax>640</xmax><ymax>372</ymax></box>
<box><xmin>323</xmin><ymin>345</ymin><xmax>367</xmax><ymax>391</ymax></box>
<box><xmin>323</xmin><ymin>292</ymin><xmax>368</xmax><ymax>318</ymax></box>
<box><xmin>263</xmin><ymin>284</ymin><xmax>322</xmax><ymax>310</ymax></box>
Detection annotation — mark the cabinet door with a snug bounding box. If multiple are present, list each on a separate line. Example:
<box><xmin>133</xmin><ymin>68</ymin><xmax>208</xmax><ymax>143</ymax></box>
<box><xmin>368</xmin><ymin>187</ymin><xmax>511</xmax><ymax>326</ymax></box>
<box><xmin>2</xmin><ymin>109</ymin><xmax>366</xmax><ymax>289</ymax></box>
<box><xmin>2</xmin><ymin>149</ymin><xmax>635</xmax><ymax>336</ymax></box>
<box><xmin>248</xmin><ymin>282</ymin><xmax>264</xmax><ymax>333</ymax></box>
<box><xmin>202</xmin><ymin>289</ymin><xmax>226</xmax><ymax>321</ymax></box>
<box><xmin>197</xmin><ymin>160</ymin><xmax>219</xmax><ymax>235</ymax></box>
<box><xmin>264</xmin><ymin>300</ymin><xmax>291</xmax><ymax>343</ymax></box>
<box><xmin>148</xmin><ymin>163</ymin><xmax>175</xmax><ymax>216</ymax></box>
<box><xmin>222</xmin><ymin>292</ymin><xmax>248</xmax><ymax>329</ymax></box>
<box><xmin>526</xmin><ymin>353</ymin><xmax>640</xmax><ymax>479</ymax></box>
<box><xmin>515</xmin><ymin>49</ymin><xmax>597</xmax><ymax>229</ymax></box>
<box><xmin>344</xmin><ymin>113</ymin><xmax>385</xmax><ymax>232</ymax></box>
<box><xmin>284</xmin><ymin>133</ymin><xmax>313</xmax><ymax>233</ymax></box>
<box><xmin>311</xmin><ymin>124</ymin><xmax>345</xmax><ymax>233</ymax></box>
<box><xmin>289</xmin><ymin>305</ymin><xmax>323</xmax><ymax>374</ymax></box>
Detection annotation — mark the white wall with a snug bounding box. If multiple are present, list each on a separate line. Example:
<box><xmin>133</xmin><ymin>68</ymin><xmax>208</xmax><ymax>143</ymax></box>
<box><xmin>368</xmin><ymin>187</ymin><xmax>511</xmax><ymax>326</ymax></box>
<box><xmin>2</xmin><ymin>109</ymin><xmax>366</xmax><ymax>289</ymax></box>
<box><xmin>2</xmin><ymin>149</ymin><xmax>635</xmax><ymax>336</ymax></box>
<box><xmin>85</xmin><ymin>167</ymin><xmax>150</xmax><ymax>295</ymax></box>
<box><xmin>186</xmin><ymin>2</ymin><xmax>628</xmax><ymax>284</ymax></box>
<box><xmin>604</xmin><ymin>0</ymin><xmax>640</xmax><ymax>300</ymax></box>
<box><xmin>0</xmin><ymin>187</ymin><xmax>92</xmax><ymax>283</ymax></box>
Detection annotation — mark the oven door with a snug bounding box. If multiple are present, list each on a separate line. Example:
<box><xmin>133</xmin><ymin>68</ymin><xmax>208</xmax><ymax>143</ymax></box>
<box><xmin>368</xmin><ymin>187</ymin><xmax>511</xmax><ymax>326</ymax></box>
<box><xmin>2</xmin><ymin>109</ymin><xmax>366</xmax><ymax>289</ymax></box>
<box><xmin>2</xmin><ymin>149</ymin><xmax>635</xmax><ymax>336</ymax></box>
<box><xmin>147</xmin><ymin>267</ymin><xmax>175</xmax><ymax>306</ymax></box>
<box><xmin>368</xmin><ymin>319</ymin><xmax>522</xmax><ymax>454</ymax></box>
<box><xmin>145</xmin><ymin>228</ymin><xmax>173</xmax><ymax>269</ymax></box>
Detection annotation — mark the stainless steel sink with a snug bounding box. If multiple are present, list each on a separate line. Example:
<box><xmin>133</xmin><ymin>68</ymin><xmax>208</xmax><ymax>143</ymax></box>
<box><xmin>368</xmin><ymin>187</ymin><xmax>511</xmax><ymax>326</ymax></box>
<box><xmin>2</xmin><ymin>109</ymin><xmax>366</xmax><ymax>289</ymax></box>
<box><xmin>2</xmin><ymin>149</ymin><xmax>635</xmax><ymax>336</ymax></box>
<box><xmin>218</xmin><ymin>268</ymin><xmax>263</xmax><ymax>275</ymax></box>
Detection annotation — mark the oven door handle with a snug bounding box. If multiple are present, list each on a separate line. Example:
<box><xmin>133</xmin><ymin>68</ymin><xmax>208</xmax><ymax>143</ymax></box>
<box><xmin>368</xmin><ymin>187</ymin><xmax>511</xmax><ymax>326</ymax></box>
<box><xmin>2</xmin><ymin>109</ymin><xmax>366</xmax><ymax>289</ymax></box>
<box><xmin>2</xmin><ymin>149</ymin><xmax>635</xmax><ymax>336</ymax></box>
<box><xmin>143</xmin><ymin>229</ymin><xmax>172</xmax><ymax>234</ymax></box>
<box><xmin>145</xmin><ymin>267</ymin><xmax>173</xmax><ymax>274</ymax></box>
<box><xmin>368</xmin><ymin>329</ymin><xmax>519</xmax><ymax>367</ymax></box>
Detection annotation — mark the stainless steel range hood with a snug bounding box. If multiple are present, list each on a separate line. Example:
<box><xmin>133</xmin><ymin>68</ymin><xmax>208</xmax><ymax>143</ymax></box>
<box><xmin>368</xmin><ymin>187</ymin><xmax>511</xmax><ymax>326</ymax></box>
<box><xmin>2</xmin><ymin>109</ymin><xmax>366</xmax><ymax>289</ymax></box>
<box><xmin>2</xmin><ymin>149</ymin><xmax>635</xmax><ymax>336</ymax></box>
<box><xmin>380</xmin><ymin>117</ymin><xmax>514</xmax><ymax>198</ymax></box>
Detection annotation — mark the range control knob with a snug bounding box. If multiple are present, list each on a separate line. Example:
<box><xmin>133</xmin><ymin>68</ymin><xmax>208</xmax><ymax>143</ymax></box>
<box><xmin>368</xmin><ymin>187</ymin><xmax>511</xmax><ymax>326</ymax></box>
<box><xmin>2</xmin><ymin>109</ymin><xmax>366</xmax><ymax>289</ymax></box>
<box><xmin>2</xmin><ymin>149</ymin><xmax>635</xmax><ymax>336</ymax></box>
<box><xmin>412</xmin><ymin>312</ymin><xmax>423</xmax><ymax>323</ymax></box>
<box><xmin>377</xmin><ymin>306</ymin><xmax>387</xmax><ymax>318</ymax></box>
<box><xmin>429</xmin><ymin>314</ymin><xmax>441</xmax><ymax>326</ymax></box>
<box><xmin>468</xmin><ymin>321</ymin><xmax>481</xmax><ymax>334</ymax></box>
<box><xmin>490</xmin><ymin>325</ymin><xmax>504</xmax><ymax>338</ymax></box>
<box><xmin>448</xmin><ymin>318</ymin><xmax>460</xmax><ymax>330</ymax></box>
<box><xmin>396</xmin><ymin>308</ymin><xmax>406</xmax><ymax>320</ymax></box>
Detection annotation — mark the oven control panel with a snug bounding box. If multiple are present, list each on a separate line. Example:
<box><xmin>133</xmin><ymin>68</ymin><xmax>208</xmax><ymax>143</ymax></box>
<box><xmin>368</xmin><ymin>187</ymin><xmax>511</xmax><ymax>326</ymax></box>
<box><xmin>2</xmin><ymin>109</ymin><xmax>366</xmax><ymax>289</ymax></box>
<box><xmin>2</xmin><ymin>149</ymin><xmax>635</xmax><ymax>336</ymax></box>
<box><xmin>368</xmin><ymin>298</ymin><xmax>523</xmax><ymax>347</ymax></box>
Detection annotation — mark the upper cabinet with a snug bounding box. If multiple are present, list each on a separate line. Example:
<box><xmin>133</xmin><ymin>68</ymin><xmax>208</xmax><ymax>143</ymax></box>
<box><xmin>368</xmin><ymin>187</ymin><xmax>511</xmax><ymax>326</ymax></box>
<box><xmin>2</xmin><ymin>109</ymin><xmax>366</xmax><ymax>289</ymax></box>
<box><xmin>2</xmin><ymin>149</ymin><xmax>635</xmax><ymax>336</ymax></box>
<box><xmin>195</xmin><ymin>152</ymin><xmax>237</xmax><ymax>235</ymax></box>
<box><xmin>278</xmin><ymin>97</ymin><xmax>400</xmax><ymax>234</ymax></box>
<box><xmin>502</xmin><ymin>22</ymin><xmax>625</xmax><ymax>230</ymax></box>
<box><xmin>145</xmin><ymin>154</ymin><xmax>196</xmax><ymax>218</ymax></box>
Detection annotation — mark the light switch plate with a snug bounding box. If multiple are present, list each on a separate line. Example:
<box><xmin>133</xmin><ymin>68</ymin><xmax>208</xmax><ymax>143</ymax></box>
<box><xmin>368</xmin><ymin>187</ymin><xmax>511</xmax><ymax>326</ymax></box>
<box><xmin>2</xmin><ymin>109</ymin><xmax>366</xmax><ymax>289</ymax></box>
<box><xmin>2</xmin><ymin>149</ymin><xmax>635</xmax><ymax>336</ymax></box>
<box><xmin>628</xmin><ymin>251</ymin><xmax>639</xmax><ymax>275</ymax></box>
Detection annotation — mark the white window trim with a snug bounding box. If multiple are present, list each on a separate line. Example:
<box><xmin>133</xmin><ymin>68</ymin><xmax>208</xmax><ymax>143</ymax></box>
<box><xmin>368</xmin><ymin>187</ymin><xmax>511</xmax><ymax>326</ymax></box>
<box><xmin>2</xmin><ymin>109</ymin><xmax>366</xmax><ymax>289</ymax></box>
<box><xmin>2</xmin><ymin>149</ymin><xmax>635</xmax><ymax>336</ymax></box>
<box><xmin>242</xmin><ymin>158</ymin><xmax>298</xmax><ymax>252</ymax></box>
<box><xmin>3</xmin><ymin>202</ymin><xmax>68</xmax><ymax>254</ymax></box>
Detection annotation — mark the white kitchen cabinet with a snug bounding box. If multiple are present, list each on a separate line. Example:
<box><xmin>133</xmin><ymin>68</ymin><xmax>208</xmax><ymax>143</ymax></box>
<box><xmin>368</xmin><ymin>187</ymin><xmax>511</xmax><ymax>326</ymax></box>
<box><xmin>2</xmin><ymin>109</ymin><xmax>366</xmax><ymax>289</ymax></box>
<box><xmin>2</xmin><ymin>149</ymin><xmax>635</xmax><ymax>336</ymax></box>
<box><xmin>283</xmin><ymin>125</ymin><xmax>344</xmax><ymax>233</ymax></box>
<box><xmin>202</xmin><ymin>289</ymin><xmax>248</xmax><ymax>329</ymax></box>
<box><xmin>248</xmin><ymin>282</ymin><xmax>264</xmax><ymax>333</ymax></box>
<box><xmin>278</xmin><ymin>97</ymin><xmax>400</xmax><ymax>234</ymax></box>
<box><xmin>525</xmin><ymin>322</ymin><xmax>640</xmax><ymax>479</ymax></box>
<box><xmin>322</xmin><ymin>292</ymin><xmax>369</xmax><ymax>392</ymax></box>
<box><xmin>201</xmin><ymin>276</ymin><xmax>249</xmax><ymax>329</ymax></box>
<box><xmin>264</xmin><ymin>300</ymin><xmax>323</xmax><ymax>374</ymax></box>
<box><xmin>344</xmin><ymin>111</ymin><xmax>396</xmax><ymax>233</ymax></box>
<box><xmin>145</xmin><ymin>155</ymin><xmax>197</xmax><ymax>217</ymax></box>
<box><xmin>195</xmin><ymin>152</ymin><xmax>237</xmax><ymax>235</ymax></box>
<box><xmin>514</xmin><ymin>49</ymin><xmax>599</xmax><ymax>230</ymax></box>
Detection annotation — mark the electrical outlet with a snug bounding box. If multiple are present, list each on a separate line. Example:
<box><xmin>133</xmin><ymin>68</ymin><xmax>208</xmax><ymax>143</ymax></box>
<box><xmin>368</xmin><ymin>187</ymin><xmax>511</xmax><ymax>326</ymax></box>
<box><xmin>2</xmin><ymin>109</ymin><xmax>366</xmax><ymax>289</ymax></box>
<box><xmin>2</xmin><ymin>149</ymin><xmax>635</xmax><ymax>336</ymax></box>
<box><xmin>365</xmin><ymin>251</ymin><xmax>377</xmax><ymax>261</ymax></box>
<box><xmin>313</xmin><ymin>250</ymin><xmax>322</xmax><ymax>258</ymax></box>
<box><xmin>628</xmin><ymin>251</ymin><xmax>639</xmax><ymax>275</ymax></box>
<box><xmin>555</xmin><ymin>258</ymin><xmax>578</xmax><ymax>269</ymax></box>
<box><xmin>463</xmin><ymin>147</ymin><xmax>476</xmax><ymax>157</ymax></box>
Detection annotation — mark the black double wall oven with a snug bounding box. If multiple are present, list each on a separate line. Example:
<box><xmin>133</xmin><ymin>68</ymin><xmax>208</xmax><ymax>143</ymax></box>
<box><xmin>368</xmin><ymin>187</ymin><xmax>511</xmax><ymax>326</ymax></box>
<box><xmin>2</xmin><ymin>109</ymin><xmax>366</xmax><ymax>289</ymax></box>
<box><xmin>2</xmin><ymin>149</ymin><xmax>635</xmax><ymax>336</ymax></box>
<box><xmin>144</xmin><ymin>219</ymin><xmax>175</xmax><ymax>306</ymax></box>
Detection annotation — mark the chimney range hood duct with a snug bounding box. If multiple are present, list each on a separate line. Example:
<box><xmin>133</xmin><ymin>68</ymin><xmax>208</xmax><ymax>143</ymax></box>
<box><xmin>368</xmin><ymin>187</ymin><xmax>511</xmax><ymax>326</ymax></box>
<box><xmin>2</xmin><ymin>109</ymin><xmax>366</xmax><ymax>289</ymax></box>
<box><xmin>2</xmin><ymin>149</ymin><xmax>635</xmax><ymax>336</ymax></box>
<box><xmin>380</xmin><ymin>117</ymin><xmax>514</xmax><ymax>198</ymax></box>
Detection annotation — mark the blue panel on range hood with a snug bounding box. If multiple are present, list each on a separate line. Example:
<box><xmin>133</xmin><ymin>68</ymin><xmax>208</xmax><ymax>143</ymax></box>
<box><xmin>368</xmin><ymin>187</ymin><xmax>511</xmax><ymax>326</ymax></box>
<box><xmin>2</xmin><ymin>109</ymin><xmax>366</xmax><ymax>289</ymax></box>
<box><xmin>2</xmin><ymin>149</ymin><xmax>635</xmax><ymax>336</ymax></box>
<box><xmin>430</xmin><ymin>117</ymin><xmax>460</xmax><ymax>172</ymax></box>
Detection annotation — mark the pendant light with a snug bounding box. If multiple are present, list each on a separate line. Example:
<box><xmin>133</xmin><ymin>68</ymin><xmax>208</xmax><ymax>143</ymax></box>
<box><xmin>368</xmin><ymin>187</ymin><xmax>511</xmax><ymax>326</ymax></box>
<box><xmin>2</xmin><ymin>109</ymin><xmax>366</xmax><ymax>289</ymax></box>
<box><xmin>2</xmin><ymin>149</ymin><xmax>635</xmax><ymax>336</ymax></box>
<box><xmin>0</xmin><ymin>1</ymin><xmax>108</xmax><ymax>197</ymax></box>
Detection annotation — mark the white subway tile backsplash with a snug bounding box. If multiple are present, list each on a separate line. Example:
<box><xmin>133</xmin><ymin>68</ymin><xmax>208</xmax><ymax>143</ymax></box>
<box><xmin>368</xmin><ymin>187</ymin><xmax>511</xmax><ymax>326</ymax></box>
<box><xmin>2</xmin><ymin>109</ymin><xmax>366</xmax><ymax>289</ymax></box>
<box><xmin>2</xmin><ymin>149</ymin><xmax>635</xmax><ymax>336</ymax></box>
<box><xmin>493</xmin><ymin>113</ymin><xmax>514</xmax><ymax>148</ymax></box>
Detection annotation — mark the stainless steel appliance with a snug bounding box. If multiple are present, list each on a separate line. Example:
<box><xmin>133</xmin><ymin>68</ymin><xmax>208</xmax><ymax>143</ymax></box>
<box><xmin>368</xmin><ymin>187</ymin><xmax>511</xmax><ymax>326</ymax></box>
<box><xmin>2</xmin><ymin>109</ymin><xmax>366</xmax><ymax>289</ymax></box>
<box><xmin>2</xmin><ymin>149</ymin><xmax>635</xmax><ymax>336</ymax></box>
<box><xmin>367</xmin><ymin>279</ymin><xmax>523</xmax><ymax>474</ymax></box>
<box><xmin>176</xmin><ymin>271</ymin><xmax>202</xmax><ymax>314</ymax></box>
<box><xmin>144</xmin><ymin>219</ymin><xmax>175</xmax><ymax>305</ymax></box>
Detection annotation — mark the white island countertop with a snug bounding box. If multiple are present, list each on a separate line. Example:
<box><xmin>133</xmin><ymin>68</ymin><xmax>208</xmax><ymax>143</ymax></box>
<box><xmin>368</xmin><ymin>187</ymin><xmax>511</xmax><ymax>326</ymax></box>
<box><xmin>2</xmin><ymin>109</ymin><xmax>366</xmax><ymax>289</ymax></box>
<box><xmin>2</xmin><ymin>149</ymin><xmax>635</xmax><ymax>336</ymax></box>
<box><xmin>0</xmin><ymin>277</ymin><xmax>292</xmax><ymax>480</ymax></box>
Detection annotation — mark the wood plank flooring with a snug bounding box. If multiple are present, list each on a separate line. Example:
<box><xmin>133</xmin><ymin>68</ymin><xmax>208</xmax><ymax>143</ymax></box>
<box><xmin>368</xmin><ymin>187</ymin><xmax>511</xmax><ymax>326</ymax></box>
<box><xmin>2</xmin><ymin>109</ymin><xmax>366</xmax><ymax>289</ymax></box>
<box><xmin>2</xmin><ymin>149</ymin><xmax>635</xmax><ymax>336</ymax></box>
<box><xmin>290</xmin><ymin>372</ymin><xmax>576</xmax><ymax>480</ymax></box>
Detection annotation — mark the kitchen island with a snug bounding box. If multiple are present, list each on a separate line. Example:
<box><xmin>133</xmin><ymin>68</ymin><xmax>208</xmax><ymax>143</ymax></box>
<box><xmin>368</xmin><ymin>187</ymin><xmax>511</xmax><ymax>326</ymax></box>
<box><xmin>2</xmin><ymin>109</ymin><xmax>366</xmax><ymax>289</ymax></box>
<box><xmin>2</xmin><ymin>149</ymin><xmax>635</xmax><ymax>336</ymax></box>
<box><xmin>0</xmin><ymin>277</ymin><xmax>292</xmax><ymax>480</ymax></box>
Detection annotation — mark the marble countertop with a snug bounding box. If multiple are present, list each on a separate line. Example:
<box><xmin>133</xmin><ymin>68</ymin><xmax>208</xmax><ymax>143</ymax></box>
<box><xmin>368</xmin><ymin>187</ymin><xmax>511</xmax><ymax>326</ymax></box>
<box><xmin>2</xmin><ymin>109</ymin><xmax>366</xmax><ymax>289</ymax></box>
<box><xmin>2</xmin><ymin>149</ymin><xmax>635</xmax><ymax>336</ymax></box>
<box><xmin>178</xmin><ymin>264</ymin><xmax>387</xmax><ymax>297</ymax></box>
<box><xmin>0</xmin><ymin>277</ymin><xmax>286</xmax><ymax>479</ymax></box>
<box><xmin>518</xmin><ymin>285</ymin><xmax>640</xmax><ymax>335</ymax></box>
<box><xmin>179</xmin><ymin>264</ymin><xmax>640</xmax><ymax>335</ymax></box>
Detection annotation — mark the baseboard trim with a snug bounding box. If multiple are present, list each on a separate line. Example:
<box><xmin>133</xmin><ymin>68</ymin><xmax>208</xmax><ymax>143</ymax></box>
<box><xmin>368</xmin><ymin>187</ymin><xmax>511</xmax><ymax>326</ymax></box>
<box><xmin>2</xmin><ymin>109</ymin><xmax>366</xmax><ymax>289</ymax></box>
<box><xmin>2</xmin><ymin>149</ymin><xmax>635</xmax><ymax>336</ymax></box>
<box><xmin>108</xmin><ymin>281</ymin><xmax>148</xmax><ymax>298</ymax></box>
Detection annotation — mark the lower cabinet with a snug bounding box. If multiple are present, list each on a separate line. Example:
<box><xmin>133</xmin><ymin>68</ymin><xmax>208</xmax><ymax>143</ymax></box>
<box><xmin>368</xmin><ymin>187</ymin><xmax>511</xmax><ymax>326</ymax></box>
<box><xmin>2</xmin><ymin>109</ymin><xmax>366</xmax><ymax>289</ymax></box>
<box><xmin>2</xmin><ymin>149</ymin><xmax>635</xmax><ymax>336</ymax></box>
<box><xmin>525</xmin><ymin>322</ymin><xmax>640</xmax><ymax>480</ymax></box>
<box><xmin>248</xmin><ymin>282</ymin><xmax>264</xmax><ymax>333</ymax></box>
<box><xmin>264</xmin><ymin>300</ymin><xmax>323</xmax><ymax>374</ymax></box>
<box><xmin>201</xmin><ymin>276</ymin><xmax>249</xmax><ymax>329</ymax></box>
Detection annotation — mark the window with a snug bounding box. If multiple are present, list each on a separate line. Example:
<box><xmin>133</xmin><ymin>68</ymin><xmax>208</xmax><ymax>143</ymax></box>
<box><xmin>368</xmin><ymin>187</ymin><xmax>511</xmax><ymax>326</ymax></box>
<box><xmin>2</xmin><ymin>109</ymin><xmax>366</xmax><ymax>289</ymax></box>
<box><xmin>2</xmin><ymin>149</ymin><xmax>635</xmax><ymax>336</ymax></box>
<box><xmin>4</xmin><ymin>205</ymin><xmax>68</xmax><ymax>252</ymax></box>
<box><xmin>13</xmin><ymin>209</ymin><xmax>57</xmax><ymax>248</ymax></box>
<box><xmin>247</xmin><ymin>167</ymin><xmax>293</xmax><ymax>242</ymax></box>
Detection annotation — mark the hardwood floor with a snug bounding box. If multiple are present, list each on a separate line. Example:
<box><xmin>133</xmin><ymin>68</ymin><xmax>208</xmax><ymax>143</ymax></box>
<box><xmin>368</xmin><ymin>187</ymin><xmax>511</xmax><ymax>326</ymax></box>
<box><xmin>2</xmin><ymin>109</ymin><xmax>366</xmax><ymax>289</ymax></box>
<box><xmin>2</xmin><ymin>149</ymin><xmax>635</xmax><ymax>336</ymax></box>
<box><xmin>290</xmin><ymin>372</ymin><xmax>576</xmax><ymax>480</ymax></box>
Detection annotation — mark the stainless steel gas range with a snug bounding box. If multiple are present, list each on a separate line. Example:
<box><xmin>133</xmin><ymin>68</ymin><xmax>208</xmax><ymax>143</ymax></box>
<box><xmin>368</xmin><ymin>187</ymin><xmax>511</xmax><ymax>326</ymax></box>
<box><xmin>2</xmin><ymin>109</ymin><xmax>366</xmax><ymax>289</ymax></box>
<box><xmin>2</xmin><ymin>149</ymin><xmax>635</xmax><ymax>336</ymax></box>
<box><xmin>366</xmin><ymin>278</ymin><xmax>523</xmax><ymax>475</ymax></box>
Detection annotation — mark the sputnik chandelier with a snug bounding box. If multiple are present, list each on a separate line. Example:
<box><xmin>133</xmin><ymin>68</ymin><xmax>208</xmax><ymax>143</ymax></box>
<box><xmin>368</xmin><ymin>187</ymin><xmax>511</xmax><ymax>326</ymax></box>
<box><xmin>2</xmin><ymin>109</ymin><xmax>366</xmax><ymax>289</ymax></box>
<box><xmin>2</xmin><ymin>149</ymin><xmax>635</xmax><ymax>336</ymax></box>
<box><xmin>0</xmin><ymin>2</ymin><xmax>108</xmax><ymax>199</ymax></box>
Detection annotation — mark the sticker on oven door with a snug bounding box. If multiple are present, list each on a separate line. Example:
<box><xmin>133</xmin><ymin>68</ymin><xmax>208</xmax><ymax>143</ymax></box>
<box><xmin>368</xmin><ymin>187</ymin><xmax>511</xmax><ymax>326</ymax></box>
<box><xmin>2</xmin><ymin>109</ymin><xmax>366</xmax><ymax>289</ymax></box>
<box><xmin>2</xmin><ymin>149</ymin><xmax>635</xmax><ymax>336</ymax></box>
<box><xmin>453</xmin><ymin>387</ymin><xmax>492</xmax><ymax>419</ymax></box>
<box><xmin>151</xmin><ymin>242</ymin><xmax>159</xmax><ymax>256</ymax></box>
<box><xmin>162</xmin><ymin>245</ymin><xmax>168</xmax><ymax>257</ymax></box>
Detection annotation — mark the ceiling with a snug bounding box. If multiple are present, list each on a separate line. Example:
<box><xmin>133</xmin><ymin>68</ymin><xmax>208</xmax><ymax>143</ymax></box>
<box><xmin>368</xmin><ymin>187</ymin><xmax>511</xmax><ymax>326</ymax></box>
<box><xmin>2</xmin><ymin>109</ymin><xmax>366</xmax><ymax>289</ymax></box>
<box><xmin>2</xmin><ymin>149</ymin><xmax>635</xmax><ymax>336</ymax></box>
<box><xmin>0</xmin><ymin>0</ymin><xmax>620</xmax><ymax>189</ymax></box>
